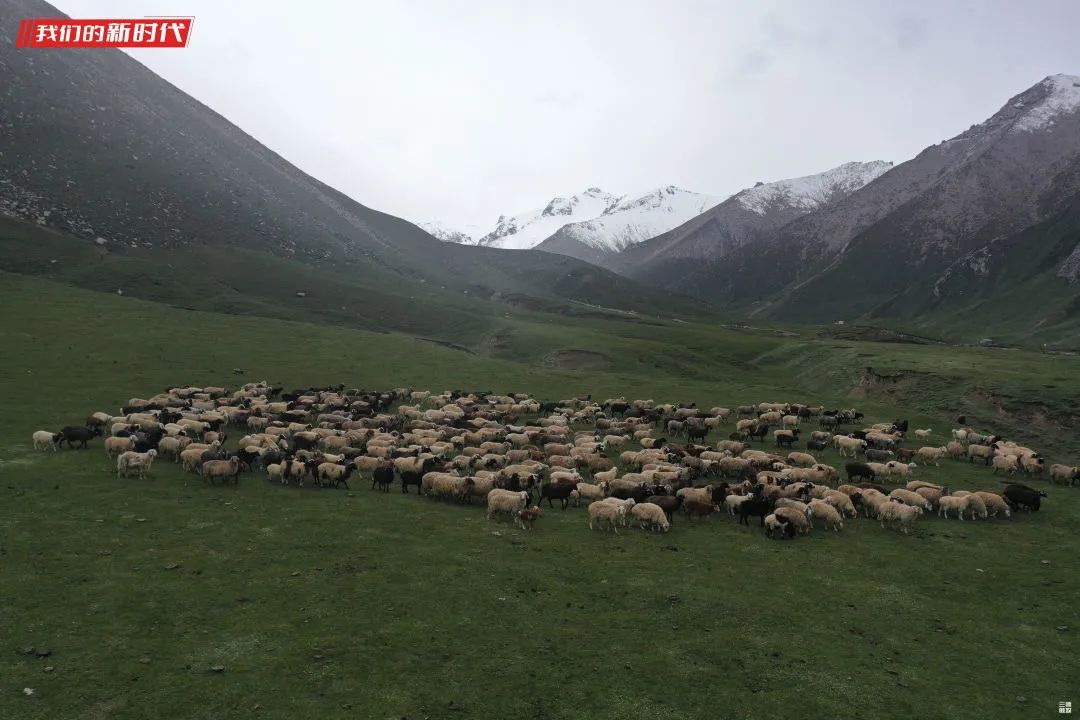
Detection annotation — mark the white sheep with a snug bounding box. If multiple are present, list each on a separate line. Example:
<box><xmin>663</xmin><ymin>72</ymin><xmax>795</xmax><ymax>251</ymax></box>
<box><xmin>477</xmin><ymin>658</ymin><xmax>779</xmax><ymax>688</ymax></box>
<box><xmin>117</xmin><ymin>449</ymin><xmax>158</xmax><ymax>479</ymax></box>
<box><xmin>587</xmin><ymin>500</ymin><xmax>628</xmax><ymax>533</ymax></box>
<box><xmin>486</xmin><ymin>489</ymin><xmax>529</xmax><ymax>521</ymax></box>
<box><xmin>104</xmin><ymin>435</ymin><xmax>137</xmax><ymax>459</ymax></box>
<box><xmin>630</xmin><ymin>502</ymin><xmax>670</xmax><ymax>532</ymax></box>
<box><xmin>879</xmin><ymin>501</ymin><xmax>921</xmax><ymax>534</ymax></box>
<box><xmin>938</xmin><ymin>495</ymin><xmax>969</xmax><ymax>520</ymax></box>
<box><xmin>807</xmin><ymin>499</ymin><xmax>843</xmax><ymax>532</ymax></box>
<box><xmin>32</xmin><ymin>430</ymin><xmax>60</xmax><ymax>451</ymax></box>
<box><xmin>973</xmin><ymin>492</ymin><xmax>1011</xmax><ymax>519</ymax></box>
<box><xmin>913</xmin><ymin>428</ymin><xmax>933</xmax><ymax>440</ymax></box>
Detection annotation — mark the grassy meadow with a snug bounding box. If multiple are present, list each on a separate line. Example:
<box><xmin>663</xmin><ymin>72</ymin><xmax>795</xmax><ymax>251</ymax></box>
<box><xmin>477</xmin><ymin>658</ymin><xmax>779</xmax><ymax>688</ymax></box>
<box><xmin>1</xmin><ymin>271</ymin><xmax>1079</xmax><ymax>719</ymax></box>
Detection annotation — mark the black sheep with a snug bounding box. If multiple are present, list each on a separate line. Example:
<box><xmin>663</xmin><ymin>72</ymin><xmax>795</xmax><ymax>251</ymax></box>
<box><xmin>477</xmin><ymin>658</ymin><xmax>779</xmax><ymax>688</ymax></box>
<box><xmin>58</xmin><ymin>425</ymin><xmax>102</xmax><ymax>449</ymax></box>
<box><xmin>400</xmin><ymin>470</ymin><xmax>423</xmax><ymax>494</ymax></box>
<box><xmin>540</xmin><ymin>482</ymin><xmax>575</xmax><ymax>509</ymax></box>
<box><xmin>845</xmin><ymin>462</ymin><xmax>876</xmax><ymax>482</ymax></box>
<box><xmin>645</xmin><ymin>495</ymin><xmax>682</xmax><ymax>523</ymax></box>
<box><xmin>1001</xmin><ymin>483</ymin><xmax>1046</xmax><ymax>512</ymax></box>
<box><xmin>372</xmin><ymin>466</ymin><xmax>394</xmax><ymax>492</ymax></box>
<box><xmin>738</xmin><ymin>494</ymin><xmax>772</xmax><ymax>526</ymax></box>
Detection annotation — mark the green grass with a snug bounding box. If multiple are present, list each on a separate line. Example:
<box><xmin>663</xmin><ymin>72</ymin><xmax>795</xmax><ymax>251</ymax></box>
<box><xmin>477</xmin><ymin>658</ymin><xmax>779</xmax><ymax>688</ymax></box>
<box><xmin>2</xmin><ymin>272</ymin><xmax>1079</xmax><ymax>719</ymax></box>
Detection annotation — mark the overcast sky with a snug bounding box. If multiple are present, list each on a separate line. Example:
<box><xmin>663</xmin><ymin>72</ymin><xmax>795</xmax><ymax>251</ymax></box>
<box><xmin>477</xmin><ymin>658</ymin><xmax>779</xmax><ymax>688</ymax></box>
<box><xmin>58</xmin><ymin>0</ymin><xmax>1080</xmax><ymax>231</ymax></box>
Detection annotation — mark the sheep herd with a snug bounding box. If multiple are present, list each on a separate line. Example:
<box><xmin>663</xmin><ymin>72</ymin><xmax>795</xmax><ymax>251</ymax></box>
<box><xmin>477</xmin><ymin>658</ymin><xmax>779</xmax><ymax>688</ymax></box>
<box><xmin>31</xmin><ymin>383</ymin><xmax>1078</xmax><ymax>539</ymax></box>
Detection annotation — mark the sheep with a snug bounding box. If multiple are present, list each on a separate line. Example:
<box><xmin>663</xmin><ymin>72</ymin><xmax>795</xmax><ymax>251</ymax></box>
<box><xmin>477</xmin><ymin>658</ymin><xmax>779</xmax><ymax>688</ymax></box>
<box><xmin>202</xmin><ymin>457</ymin><xmax>241</xmax><ymax>485</ymax></box>
<box><xmin>773</xmin><ymin>498</ymin><xmax>810</xmax><ymax>516</ymax></box>
<box><xmin>967</xmin><ymin>444</ymin><xmax>995</xmax><ymax>465</ymax></box>
<box><xmin>859</xmin><ymin>489</ymin><xmax>890</xmax><ymax>518</ymax></box>
<box><xmin>515</xmin><ymin>506</ymin><xmax>541</xmax><ymax>530</ymax></box>
<box><xmin>316</xmin><ymin>462</ymin><xmax>356</xmax><ymax>489</ymax></box>
<box><xmin>117</xmin><ymin>449</ymin><xmax>158</xmax><ymax>479</ymax></box>
<box><xmin>1049</xmin><ymin>464</ymin><xmax>1079</xmax><ymax>486</ymax></box>
<box><xmin>834</xmin><ymin>435</ymin><xmax>866</xmax><ymax>457</ymax></box>
<box><xmin>963</xmin><ymin>492</ymin><xmax>987</xmax><ymax>519</ymax></box>
<box><xmin>773</xmin><ymin>429</ymin><xmax>799</xmax><ymax>448</ymax></box>
<box><xmin>32</xmin><ymin>430</ymin><xmax>61</xmax><ymax>451</ymax></box>
<box><xmin>774</xmin><ymin>506</ymin><xmax>810</xmax><ymax>535</ymax></box>
<box><xmin>914</xmin><ymin>486</ymin><xmax>945</xmax><ymax>508</ymax></box>
<box><xmin>913</xmin><ymin>428</ymin><xmax>933</xmax><ymax>440</ymax></box>
<box><xmin>915</xmin><ymin>446</ymin><xmax>946</xmax><ymax>466</ymax></box>
<box><xmin>786</xmin><ymin>452</ymin><xmax>817</xmax><ymax>468</ymax></box>
<box><xmin>588</xmin><ymin>499</ymin><xmax>630</xmax><ymax>533</ymax></box>
<box><xmin>487</xmin><ymin>489</ymin><xmax>529</xmax><ymax>521</ymax></box>
<box><xmin>938</xmin><ymin>495</ymin><xmax>970</xmax><ymax>520</ymax></box>
<box><xmin>630</xmin><ymin>502</ymin><xmax>671</xmax><ymax>532</ymax></box>
<box><xmin>879</xmin><ymin>501</ymin><xmax>921</xmax><ymax>534</ymax></box>
<box><xmin>884</xmin><ymin>461</ymin><xmax>917</xmax><ymax>477</ymax></box>
<box><xmin>992</xmin><ymin>454</ymin><xmax>1019</xmax><ymax>476</ymax></box>
<box><xmin>807</xmin><ymin>499</ymin><xmax>843</xmax><ymax>532</ymax></box>
<box><xmin>888</xmin><ymin>488</ymin><xmax>932</xmax><ymax>511</ymax></box>
<box><xmin>572</xmin><ymin>481</ymin><xmax>607</xmax><ymax>506</ymax></box>
<box><xmin>682</xmin><ymin>498</ymin><xmax>715</xmax><ymax>520</ymax></box>
<box><xmin>974</xmin><ymin>491</ymin><xmax>1011</xmax><ymax>519</ymax></box>
<box><xmin>822</xmin><ymin>490</ymin><xmax>857</xmax><ymax>519</ymax></box>
<box><xmin>724</xmin><ymin>494</ymin><xmax>751</xmax><ymax>515</ymax></box>
<box><xmin>157</xmin><ymin>435</ymin><xmax>191</xmax><ymax>459</ymax></box>
<box><xmin>764</xmin><ymin>513</ymin><xmax>789</xmax><ymax>539</ymax></box>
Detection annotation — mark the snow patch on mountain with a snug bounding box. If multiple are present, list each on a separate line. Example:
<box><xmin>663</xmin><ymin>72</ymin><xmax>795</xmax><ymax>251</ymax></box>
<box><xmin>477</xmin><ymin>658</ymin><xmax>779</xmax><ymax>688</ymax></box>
<box><xmin>1013</xmin><ymin>74</ymin><xmax>1080</xmax><ymax>133</ymax></box>
<box><xmin>555</xmin><ymin>186</ymin><xmax>721</xmax><ymax>252</ymax></box>
<box><xmin>419</xmin><ymin>220</ymin><xmax>479</xmax><ymax>245</ymax></box>
<box><xmin>735</xmin><ymin>161</ymin><xmax>893</xmax><ymax>215</ymax></box>
<box><xmin>476</xmin><ymin>187</ymin><xmax>619</xmax><ymax>250</ymax></box>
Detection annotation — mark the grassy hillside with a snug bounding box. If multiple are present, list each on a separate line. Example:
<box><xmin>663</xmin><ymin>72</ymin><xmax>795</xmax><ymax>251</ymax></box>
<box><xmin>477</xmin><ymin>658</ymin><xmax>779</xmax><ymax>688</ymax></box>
<box><xmin>1</xmin><ymin>271</ymin><xmax>1079</xmax><ymax>719</ymax></box>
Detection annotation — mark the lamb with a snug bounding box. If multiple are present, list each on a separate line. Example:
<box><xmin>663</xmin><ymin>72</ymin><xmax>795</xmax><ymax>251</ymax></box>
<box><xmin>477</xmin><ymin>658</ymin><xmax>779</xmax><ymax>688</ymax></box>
<box><xmin>806</xmin><ymin>499</ymin><xmax>843</xmax><ymax>532</ymax></box>
<box><xmin>879</xmin><ymin>501</ymin><xmax>921</xmax><ymax>534</ymax></box>
<box><xmin>724</xmin><ymin>494</ymin><xmax>751</xmax><ymax>515</ymax></box>
<box><xmin>974</xmin><ymin>491</ymin><xmax>1011</xmax><ymax>519</ymax></box>
<box><xmin>32</xmin><ymin>430</ymin><xmax>61</xmax><ymax>451</ymax></box>
<box><xmin>117</xmin><ymin>449</ymin><xmax>158</xmax><ymax>479</ymax></box>
<box><xmin>764</xmin><ymin>513</ymin><xmax>789</xmax><ymax>539</ymax></box>
<box><xmin>515</xmin><ymin>506</ymin><xmax>541</xmax><ymax>530</ymax></box>
<box><xmin>487</xmin><ymin>489</ymin><xmax>530</xmax><ymax>521</ymax></box>
<box><xmin>630</xmin><ymin>502</ymin><xmax>671</xmax><ymax>532</ymax></box>
<box><xmin>913</xmin><ymin>428</ymin><xmax>933</xmax><ymax>439</ymax></box>
<box><xmin>938</xmin><ymin>495</ymin><xmax>970</xmax><ymax>520</ymax></box>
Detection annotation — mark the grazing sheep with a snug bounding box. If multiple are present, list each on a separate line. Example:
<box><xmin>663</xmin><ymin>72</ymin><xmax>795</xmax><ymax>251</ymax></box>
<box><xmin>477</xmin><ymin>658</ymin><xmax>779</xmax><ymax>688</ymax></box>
<box><xmin>938</xmin><ymin>495</ymin><xmax>970</xmax><ymax>520</ymax></box>
<box><xmin>487</xmin><ymin>489</ymin><xmax>529</xmax><ymax>521</ymax></box>
<box><xmin>32</xmin><ymin>431</ymin><xmax>61</xmax><ymax>451</ymax></box>
<box><xmin>915</xmin><ymin>447</ymin><xmax>946</xmax><ymax>466</ymax></box>
<box><xmin>682</xmin><ymin>498</ymin><xmax>715</xmax><ymax>520</ymax></box>
<box><xmin>822</xmin><ymin>490</ymin><xmax>858</xmax><ymax>518</ymax></box>
<box><xmin>974</xmin><ymin>491</ymin><xmax>1011</xmax><ymax>519</ymax></box>
<box><xmin>967</xmin><ymin>444</ymin><xmax>995</xmax><ymax>465</ymax></box>
<box><xmin>913</xmin><ymin>428</ymin><xmax>933</xmax><ymax>440</ymax></box>
<box><xmin>786</xmin><ymin>452</ymin><xmax>816</xmax><ymax>468</ymax></box>
<box><xmin>879</xmin><ymin>501</ymin><xmax>921</xmax><ymax>534</ymax></box>
<box><xmin>888</xmin><ymin>488</ymin><xmax>932</xmax><ymax>511</ymax></box>
<box><xmin>630</xmin><ymin>502</ymin><xmax>671</xmax><ymax>532</ymax></box>
<box><xmin>774</xmin><ymin>506</ymin><xmax>810</xmax><ymax>535</ymax></box>
<box><xmin>117</xmin><ymin>449</ymin><xmax>158</xmax><ymax>479</ymax></box>
<box><xmin>807</xmin><ymin>499</ymin><xmax>843</xmax><ymax>532</ymax></box>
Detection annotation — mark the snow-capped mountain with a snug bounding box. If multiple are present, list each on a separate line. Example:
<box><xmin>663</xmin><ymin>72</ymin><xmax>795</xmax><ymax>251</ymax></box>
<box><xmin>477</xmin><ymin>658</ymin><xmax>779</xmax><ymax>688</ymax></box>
<box><xmin>734</xmin><ymin>161</ymin><xmax>893</xmax><ymax>215</ymax></box>
<box><xmin>474</xmin><ymin>187</ymin><xmax>620</xmax><ymax>250</ymax></box>
<box><xmin>613</xmin><ymin>160</ymin><xmax>892</xmax><ymax>273</ymax></box>
<box><xmin>532</xmin><ymin>186</ymin><xmax>720</xmax><ymax>265</ymax></box>
<box><xmin>418</xmin><ymin>220</ymin><xmax>480</xmax><ymax>245</ymax></box>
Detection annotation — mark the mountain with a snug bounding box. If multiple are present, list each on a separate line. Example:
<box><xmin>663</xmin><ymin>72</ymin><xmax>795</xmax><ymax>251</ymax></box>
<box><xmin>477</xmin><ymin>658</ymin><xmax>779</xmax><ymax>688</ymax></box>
<box><xmin>752</xmin><ymin>74</ymin><xmax>1080</xmax><ymax>333</ymax></box>
<box><xmin>532</xmin><ymin>186</ymin><xmax>720</xmax><ymax>266</ymax></box>
<box><xmin>613</xmin><ymin>161</ymin><xmax>891</xmax><ymax>275</ymax></box>
<box><xmin>419</xmin><ymin>221</ymin><xmax>480</xmax><ymax>245</ymax></box>
<box><xmin>612</xmin><ymin>75</ymin><xmax>1080</xmax><ymax>343</ymax></box>
<box><xmin>475</xmin><ymin>188</ymin><xmax>621</xmax><ymax>249</ymax></box>
<box><xmin>0</xmin><ymin>0</ymin><xmax>712</xmax><ymax>333</ymax></box>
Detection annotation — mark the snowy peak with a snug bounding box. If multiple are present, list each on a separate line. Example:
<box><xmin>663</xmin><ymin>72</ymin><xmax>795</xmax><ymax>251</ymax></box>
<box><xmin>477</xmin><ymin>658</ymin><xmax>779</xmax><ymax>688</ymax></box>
<box><xmin>475</xmin><ymin>188</ymin><xmax>620</xmax><ymax>250</ymax></box>
<box><xmin>735</xmin><ymin>160</ymin><xmax>893</xmax><ymax>215</ymax></box>
<box><xmin>1010</xmin><ymin>73</ymin><xmax>1080</xmax><ymax>133</ymax></box>
<box><xmin>419</xmin><ymin>220</ymin><xmax>479</xmax><ymax>245</ymax></box>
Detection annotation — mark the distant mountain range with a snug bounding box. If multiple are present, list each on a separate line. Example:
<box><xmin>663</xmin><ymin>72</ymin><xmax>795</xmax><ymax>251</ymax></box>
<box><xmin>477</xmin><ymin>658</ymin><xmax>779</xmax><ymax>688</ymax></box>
<box><xmin>0</xmin><ymin>0</ymin><xmax>1077</xmax><ymax>344</ymax></box>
